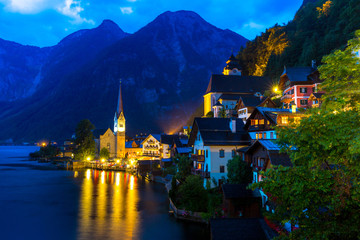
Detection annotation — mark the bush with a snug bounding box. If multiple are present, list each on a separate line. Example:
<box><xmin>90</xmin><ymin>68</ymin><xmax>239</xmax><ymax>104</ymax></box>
<box><xmin>178</xmin><ymin>175</ymin><xmax>208</xmax><ymax>212</ymax></box>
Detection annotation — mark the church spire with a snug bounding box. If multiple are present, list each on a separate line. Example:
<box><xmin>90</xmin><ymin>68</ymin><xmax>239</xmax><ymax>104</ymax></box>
<box><xmin>117</xmin><ymin>80</ymin><xmax>124</xmax><ymax>118</ymax></box>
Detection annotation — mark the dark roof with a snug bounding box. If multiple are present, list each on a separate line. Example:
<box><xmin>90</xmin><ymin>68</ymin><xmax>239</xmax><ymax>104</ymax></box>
<box><xmin>222</xmin><ymin>184</ymin><xmax>261</xmax><ymax>199</ymax></box>
<box><xmin>312</xmin><ymin>92</ymin><xmax>324</xmax><ymax>99</ymax></box>
<box><xmin>93</xmin><ymin>128</ymin><xmax>109</xmax><ymax>138</ymax></box>
<box><xmin>116</xmin><ymin>82</ymin><xmax>124</xmax><ymax>118</ymax></box>
<box><xmin>219</xmin><ymin>93</ymin><xmax>243</xmax><ymax>101</ymax></box>
<box><xmin>239</xmin><ymin>95</ymin><xmax>265</xmax><ymax>107</ymax></box>
<box><xmin>245</xmin><ymin>107</ymin><xmax>291</xmax><ymax>129</ymax></box>
<box><xmin>205</xmin><ymin>74</ymin><xmax>271</xmax><ymax>94</ymax></box>
<box><xmin>269</xmin><ymin>153</ymin><xmax>293</xmax><ymax>167</ymax></box>
<box><xmin>224</xmin><ymin>54</ymin><xmax>242</xmax><ymax>70</ymax></box>
<box><xmin>160</xmin><ymin>134</ymin><xmax>179</xmax><ymax>145</ymax></box>
<box><xmin>189</xmin><ymin>118</ymin><xmax>250</xmax><ymax>146</ymax></box>
<box><xmin>213</xmin><ymin>101</ymin><xmax>223</xmax><ymax>107</ymax></box>
<box><xmin>282</xmin><ymin>66</ymin><xmax>316</xmax><ymax>82</ymax></box>
<box><xmin>246</xmin><ymin>140</ymin><xmax>281</xmax><ymax>154</ymax></box>
<box><xmin>210</xmin><ymin>218</ymin><xmax>268</xmax><ymax>240</ymax></box>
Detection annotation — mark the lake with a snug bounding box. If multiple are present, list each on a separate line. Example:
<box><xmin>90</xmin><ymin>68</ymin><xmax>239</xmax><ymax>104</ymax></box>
<box><xmin>0</xmin><ymin>146</ymin><xmax>209</xmax><ymax>240</ymax></box>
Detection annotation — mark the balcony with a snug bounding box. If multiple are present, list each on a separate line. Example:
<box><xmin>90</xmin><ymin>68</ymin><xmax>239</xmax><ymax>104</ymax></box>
<box><xmin>191</xmin><ymin>154</ymin><xmax>205</xmax><ymax>162</ymax></box>
<box><xmin>281</xmin><ymin>94</ymin><xmax>293</xmax><ymax>103</ymax></box>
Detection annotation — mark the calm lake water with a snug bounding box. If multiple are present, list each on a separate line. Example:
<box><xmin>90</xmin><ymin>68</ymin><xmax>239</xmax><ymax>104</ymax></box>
<box><xmin>0</xmin><ymin>146</ymin><xmax>209</xmax><ymax>240</ymax></box>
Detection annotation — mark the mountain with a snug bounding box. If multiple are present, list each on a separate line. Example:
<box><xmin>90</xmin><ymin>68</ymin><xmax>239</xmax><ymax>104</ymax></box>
<box><xmin>0</xmin><ymin>39</ymin><xmax>50</xmax><ymax>102</ymax></box>
<box><xmin>238</xmin><ymin>0</ymin><xmax>360</xmax><ymax>79</ymax></box>
<box><xmin>0</xmin><ymin>11</ymin><xmax>247</xmax><ymax>143</ymax></box>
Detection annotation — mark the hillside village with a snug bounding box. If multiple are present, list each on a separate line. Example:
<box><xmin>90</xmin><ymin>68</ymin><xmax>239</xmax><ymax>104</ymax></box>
<box><xmin>36</xmin><ymin>50</ymin><xmax>328</xmax><ymax>238</ymax></box>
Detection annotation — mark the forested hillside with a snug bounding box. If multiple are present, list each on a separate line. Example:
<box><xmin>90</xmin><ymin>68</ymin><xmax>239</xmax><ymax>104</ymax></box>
<box><xmin>237</xmin><ymin>0</ymin><xmax>360</xmax><ymax>80</ymax></box>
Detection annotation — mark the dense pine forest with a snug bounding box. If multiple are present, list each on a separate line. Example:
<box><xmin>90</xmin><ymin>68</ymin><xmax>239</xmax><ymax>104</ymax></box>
<box><xmin>237</xmin><ymin>0</ymin><xmax>360</xmax><ymax>80</ymax></box>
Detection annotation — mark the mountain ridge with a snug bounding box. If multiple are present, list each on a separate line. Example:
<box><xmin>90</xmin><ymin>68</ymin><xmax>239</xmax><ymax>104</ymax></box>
<box><xmin>0</xmin><ymin>10</ymin><xmax>248</xmax><ymax>143</ymax></box>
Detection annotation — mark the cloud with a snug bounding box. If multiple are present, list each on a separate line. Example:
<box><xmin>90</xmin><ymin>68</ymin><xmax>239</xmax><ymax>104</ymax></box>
<box><xmin>243</xmin><ymin>22</ymin><xmax>265</xmax><ymax>30</ymax></box>
<box><xmin>58</xmin><ymin>0</ymin><xmax>94</xmax><ymax>24</ymax></box>
<box><xmin>0</xmin><ymin>0</ymin><xmax>57</xmax><ymax>14</ymax></box>
<box><xmin>120</xmin><ymin>7</ymin><xmax>133</xmax><ymax>14</ymax></box>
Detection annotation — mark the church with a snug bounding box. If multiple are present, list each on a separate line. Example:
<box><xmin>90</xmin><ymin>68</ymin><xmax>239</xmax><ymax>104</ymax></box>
<box><xmin>98</xmin><ymin>82</ymin><xmax>126</xmax><ymax>159</ymax></box>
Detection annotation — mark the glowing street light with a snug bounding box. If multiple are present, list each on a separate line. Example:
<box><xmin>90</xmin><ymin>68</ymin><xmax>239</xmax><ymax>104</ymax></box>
<box><xmin>101</xmin><ymin>158</ymin><xmax>105</xmax><ymax>163</ymax></box>
<box><xmin>86</xmin><ymin>157</ymin><xmax>91</xmax><ymax>161</ymax></box>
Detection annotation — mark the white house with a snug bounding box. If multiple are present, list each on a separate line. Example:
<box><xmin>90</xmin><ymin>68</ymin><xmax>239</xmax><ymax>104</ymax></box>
<box><xmin>188</xmin><ymin>117</ymin><xmax>250</xmax><ymax>185</ymax></box>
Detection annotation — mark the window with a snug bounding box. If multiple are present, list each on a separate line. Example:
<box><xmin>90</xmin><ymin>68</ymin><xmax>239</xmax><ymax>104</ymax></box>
<box><xmin>205</xmin><ymin>150</ymin><xmax>208</xmax><ymax>158</ymax></box>
<box><xmin>256</xmin><ymin>133</ymin><xmax>259</xmax><ymax>139</ymax></box>
<box><xmin>312</xmin><ymin>87</ymin><xmax>315</xmax><ymax>93</ymax></box>
<box><xmin>259</xmin><ymin>119</ymin><xmax>265</xmax><ymax>125</ymax></box>
<box><xmin>300</xmin><ymin>99</ymin><xmax>308</xmax><ymax>105</ymax></box>
<box><xmin>270</xmin><ymin>132</ymin><xmax>274</xmax><ymax>139</ymax></box>
<box><xmin>219</xmin><ymin>149</ymin><xmax>225</xmax><ymax>158</ymax></box>
<box><xmin>282</xmin><ymin>116</ymin><xmax>289</xmax><ymax>124</ymax></box>
<box><xmin>267</xmin><ymin>120</ymin><xmax>270</xmax><ymax>125</ymax></box>
<box><xmin>300</xmin><ymin>87</ymin><xmax>307</xmax><ymax>93</ymax></box>
<box><xmin>251</xmin><ymin>119</ymin><xmax>258</xmax><ymax>125</ymax></box>
<box><xmin>232</xmin><ymin>149</ymin><xmax>236</xmax><ymax>157</ymax></box>
<box><xmin>264</xmin><ymin>132</ymin><xmax>267</xmax><ymax>139</ymax></box>
<box><xmin>220</xmin><ymin>165</ymin><xmax>225</xmax><ymax>173</ymax></box>
<box><xmin>258</xmin><ymin>133</ymin><xmax>263</xmax><ymax>139</ymax></box>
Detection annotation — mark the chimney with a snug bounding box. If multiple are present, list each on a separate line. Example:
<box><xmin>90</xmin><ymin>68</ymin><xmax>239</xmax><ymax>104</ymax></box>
<box><xmin>311</xmin><ymin>60</ymin><xmax>316</xmax><ymax>69</ymax></box>
<box><xmin>230</xmin><ymin>118</ymin><xmax>236</xmax><ymax>133</ymax></box>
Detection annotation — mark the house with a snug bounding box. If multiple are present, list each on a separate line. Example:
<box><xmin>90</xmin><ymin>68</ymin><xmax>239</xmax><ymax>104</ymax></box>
<box><xmin>222</xmin><ymin>184</ymin><xmax>262</xmax><ymax>218</ymax></box>
<box><xmin>308</xmin><ymin>92</ymin><xmax>324</xmax><ymax>108</ymax></box>
<box><xmin>203</xmin><ymin>54</ymin><xmax>272</xmax><ymax>117</ymax></box>
<box><xmin>245</xmin><ymin>140</ymin><xmax>292</xmax><ymax>208</ymax></box>
<box><xmin>279</xmin><ymin>62</ymin><xmax>322</xmax><ymax>109</ymax></box>
<box><xmin>244</xmin><ymin>107</ymin><xmax>306</xmax><ymax>142</ymax></box>
<box><xmin>236</xmin><ymin>95</ymin><xmax>277</xmax><ymax>122</ymax></box>
<box><xmin>188</xmin><ymin>118</ymin><xmax>250</xmax><ymax>184</ymax></box>
<box><xmin>141</xmin><ymin>134</ymin><xmax>161</xmax><ymax>159</ymax></box>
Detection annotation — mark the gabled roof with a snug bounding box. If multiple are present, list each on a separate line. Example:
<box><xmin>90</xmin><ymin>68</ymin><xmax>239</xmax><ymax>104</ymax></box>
<box><xmin>245</xmin><ymin>140</ymin><xmax>293</xmax><ymax>167</ymax></box>
<box><xmin>281</xmin><ymin>66</ymin><xmax>316</xmax><ymax>82</ymax></box>
<box><xmin>160</xmin><ymin>134</ymin><xmax>179</xmax><ymax>145</ymax></box>
<box><xmin>188</xmin><ymin>118</ymin><xmax>250</xmax><ymax>146</ymax></box>
<box><xmin>244</xmin><ymin>107</ymin><xmax>291</xmax><ymax>129</ymax></box>
<box><xmin>219</xmin><ymin>93</ymin><xmax>244</xmax><ymax>101</ymax></box>
<box><xmin>312</xmin><ymin>92</ymin><xmax>324</xmax><ymax>99</ymax></box>
<box><xmin>205</xmin><ymin>74</ymin><xmax>271</xmax><ymax>94</ymax></box>
<box><xmin>141</xmin><ymin>134</ymin><xmax>161</xmax><ymax>145</ymax></box>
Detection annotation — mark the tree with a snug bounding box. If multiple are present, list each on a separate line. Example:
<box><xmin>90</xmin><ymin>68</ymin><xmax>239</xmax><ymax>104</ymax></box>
<box><xmin>252</xmin><ymin>33</ymin><xmax>360</xmax><ymax>239</ymax></box>
<box><xmin>205</xmin><ymin>111</ymin><xmax>214</xmax><ymax>118</ymax></box>
<box><xmin>219</xmin><ymin>107</ymin><xmax>226</xmax><ymax>118</ymax></box>
<box><xmin>175</xmin><ymin>154</ymin><xmax>192</xmax><ymax>180</ymax></box>
<box><xmin>99</xmin><ymin>147</ymin><xmax>110</xmax><ymax>160</ymax></box>
<box><xmin>74</xmin><ymin>119</ymin><xmax>96</xmax><ymax>160</ymax></box>
<box><xmin>227</xmin><ymin>156</ymin><xmax>253</xmax><ymax>184</ymax></box>
<box><xmin>319</xmin><ymin>30</ymin><xmax>360</xmax><ymax>111</ymax></box>
<box><xmin>178</xmin><ymin>175</ymin><xmax>208</xmax><ymax>212</ymax></box>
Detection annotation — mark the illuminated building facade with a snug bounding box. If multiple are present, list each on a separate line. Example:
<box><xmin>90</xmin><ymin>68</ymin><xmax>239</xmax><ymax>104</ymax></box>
<box><xmin>99</xmin><ymin>82</ymin><xmax>126</xmax><ymax>159</ymax></box>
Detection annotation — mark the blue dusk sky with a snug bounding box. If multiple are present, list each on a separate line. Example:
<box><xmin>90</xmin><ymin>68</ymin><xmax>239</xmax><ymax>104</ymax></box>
<box><xmin>0</xmin><ymin>0</ymin><xmax>303</xmax><ymax>47</ymax></box>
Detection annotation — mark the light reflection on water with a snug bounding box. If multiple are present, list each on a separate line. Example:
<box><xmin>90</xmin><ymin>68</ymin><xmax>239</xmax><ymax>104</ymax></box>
<box><xmin>0</xmin><ymin>146</ymin><xmax>209</xmax><ymax>240</ymax></box>
<box><xmin>77</xmin><ymin>169</ymin><xmax>140</xmax><ymax>240</ymax></box>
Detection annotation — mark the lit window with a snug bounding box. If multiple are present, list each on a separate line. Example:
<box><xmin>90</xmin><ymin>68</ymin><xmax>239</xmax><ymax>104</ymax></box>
<box><xmin>254</xmin><ymin>119</ymin><xmax>258</xmax><ymax>125</ymax></box>
<box><xmin>259</xmin><ymin>119</ymin><xmax>265</xmax><ymax>125</ymax></box>
<box><xmin>259</xmin><ymin>133</ymin><xmax>263</xmax><ymax>139</ymax></box>
<box><xmin>270</xmin><ymin>132</ymin><xmax>274</xmax><ymax>139</ymax></box>
<box><xmin>282</xmin><ymin>116</ymin><xmax>289</xmax><ymax>124</ymax></box>
<box><xmin>264</xmin><ymin>132</ymin><xmax>267</xmax><ymax>139</ymax></box>
<box><xmin>219</xmin><ymin>149</ymin><xmax>225</xmax><ymax>158</ymax></box>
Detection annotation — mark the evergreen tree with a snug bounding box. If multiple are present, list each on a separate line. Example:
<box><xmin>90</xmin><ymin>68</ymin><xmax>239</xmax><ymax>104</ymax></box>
<box><xmin>74</xmin><ymin>119</ymin><xmax>96</xmax><ymax>161</ymax></box>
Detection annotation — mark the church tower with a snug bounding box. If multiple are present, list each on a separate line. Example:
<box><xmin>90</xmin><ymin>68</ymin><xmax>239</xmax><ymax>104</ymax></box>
<box><xmin>114</xmin><ymin>81</ymin><xmax>126</xmax><ymax>158</ymax></box>
<box><xmin>223</xmin><ymin>54</ymin><xmax>242</xmax><ymax>76</ymax></box>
